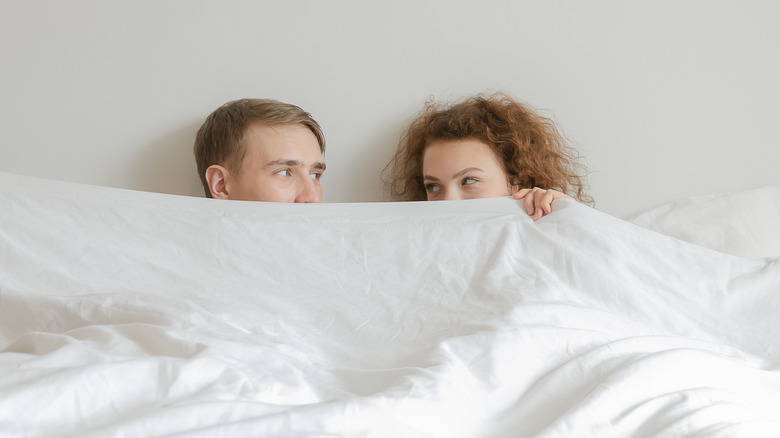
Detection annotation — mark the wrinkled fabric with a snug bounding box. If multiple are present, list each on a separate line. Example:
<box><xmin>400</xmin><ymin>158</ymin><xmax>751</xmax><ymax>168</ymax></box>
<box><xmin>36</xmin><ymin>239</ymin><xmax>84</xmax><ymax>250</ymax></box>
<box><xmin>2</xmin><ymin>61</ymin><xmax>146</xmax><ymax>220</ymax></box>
<box><xmin>0</xmin><ymin>172</ymin><xmax>778</xmax><ymax>437</ymax></box>
<box><xmin>628</xmin><ymin>186</ymin><xmax>780</xmax><ymax>258</ymax></box>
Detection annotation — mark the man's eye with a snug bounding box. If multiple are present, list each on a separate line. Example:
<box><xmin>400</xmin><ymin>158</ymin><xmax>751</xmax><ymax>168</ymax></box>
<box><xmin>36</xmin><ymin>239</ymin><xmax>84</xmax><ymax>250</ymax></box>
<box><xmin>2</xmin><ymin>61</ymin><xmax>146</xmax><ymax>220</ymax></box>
<box><xmin>425</xmin><ymin>184</ymin><xmax>440</xmax><ymax>192</ymax></box>
<box><xmin>275</xmin><ymin>169</ymin><xmax>291</xmax><ymax>176</ymax></box>
<box><xmin>462</xmin><ymin>177</ymin><xmax>479</xmax><ymax>185</ymax></box>
<box><xmin>310</xmin><ymin>172</ymin><xmax>322</xmax><ymax>181</ymax></box>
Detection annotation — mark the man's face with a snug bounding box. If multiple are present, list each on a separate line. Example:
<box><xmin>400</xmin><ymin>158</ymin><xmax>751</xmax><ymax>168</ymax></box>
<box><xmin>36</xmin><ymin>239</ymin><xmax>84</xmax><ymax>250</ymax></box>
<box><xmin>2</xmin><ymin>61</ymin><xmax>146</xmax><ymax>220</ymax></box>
<box><xmin>224</xmin><ymin>123</ymin><xmax>325</xmax><ymax>202</ymax></box>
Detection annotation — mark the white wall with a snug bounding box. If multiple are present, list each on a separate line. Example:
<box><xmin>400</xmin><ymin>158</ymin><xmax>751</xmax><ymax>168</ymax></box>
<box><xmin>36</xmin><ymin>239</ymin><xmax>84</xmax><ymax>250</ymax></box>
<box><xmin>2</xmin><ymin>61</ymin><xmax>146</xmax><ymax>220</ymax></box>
<box><xmin>1</xmin><ymin>1</ymin><xmax>778</xmax><ymax>217</ymax></box>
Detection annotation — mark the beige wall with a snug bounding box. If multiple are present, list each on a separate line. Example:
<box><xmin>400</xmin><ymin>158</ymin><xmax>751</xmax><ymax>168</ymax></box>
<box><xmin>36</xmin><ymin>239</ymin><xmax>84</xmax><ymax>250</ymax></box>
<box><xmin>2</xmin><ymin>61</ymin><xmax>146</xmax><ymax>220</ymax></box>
<box><xmin>2</xmin><ymin>1</ymin><xmax>778</xmax><ymax>217</ymax></box>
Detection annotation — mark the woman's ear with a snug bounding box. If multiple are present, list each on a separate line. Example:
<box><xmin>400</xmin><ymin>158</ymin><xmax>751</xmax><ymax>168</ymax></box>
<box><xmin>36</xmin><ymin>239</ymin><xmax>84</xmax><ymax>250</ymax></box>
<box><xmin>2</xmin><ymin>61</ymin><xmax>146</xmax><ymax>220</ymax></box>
<box><xmin>205</xmin><ymin>165</ymin><xmax>230</xmax><ymax>199</ymax></box>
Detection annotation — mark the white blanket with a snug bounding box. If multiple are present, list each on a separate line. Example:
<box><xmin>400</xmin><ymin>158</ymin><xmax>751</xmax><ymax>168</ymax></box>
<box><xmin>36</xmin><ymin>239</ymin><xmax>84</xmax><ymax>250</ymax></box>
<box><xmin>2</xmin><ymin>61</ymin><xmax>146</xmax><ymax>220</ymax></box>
<box><xmin>1</xmin><ymin>172</ymin><xmax>779</xmax><ymax>437</ymax></box>
<box><xmin>628</xmin><ymin>186</ymin><xmax>780</xmax><ymax>258</ymax></box>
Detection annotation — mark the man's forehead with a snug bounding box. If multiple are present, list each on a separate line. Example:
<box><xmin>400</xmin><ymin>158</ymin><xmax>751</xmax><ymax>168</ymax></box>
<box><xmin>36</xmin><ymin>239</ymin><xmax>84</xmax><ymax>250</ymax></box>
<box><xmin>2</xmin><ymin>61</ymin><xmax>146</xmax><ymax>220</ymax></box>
<box><xmin>244</xmin><ymin>123</ymin><xmax>323</xmax><ymax>159</ymax></box>
<box><xmin>246</xmin><ymin>122</ymin><xmax>318</xmax><ymax>146</ymax></box>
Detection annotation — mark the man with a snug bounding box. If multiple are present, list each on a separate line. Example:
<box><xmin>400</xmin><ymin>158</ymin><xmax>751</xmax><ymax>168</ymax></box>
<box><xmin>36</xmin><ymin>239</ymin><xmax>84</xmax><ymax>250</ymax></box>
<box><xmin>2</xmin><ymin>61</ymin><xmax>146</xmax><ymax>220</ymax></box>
<box><xmin>194</xmin><ymin>98</ymin><xmax>326</xmax><ymax>202</ymax></box>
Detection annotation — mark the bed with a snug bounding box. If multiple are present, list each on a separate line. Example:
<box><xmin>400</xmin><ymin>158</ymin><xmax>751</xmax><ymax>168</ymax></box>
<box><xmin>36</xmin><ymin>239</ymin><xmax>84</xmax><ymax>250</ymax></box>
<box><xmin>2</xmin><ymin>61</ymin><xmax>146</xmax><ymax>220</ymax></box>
<box><xmin>1</xmin><ymin>171</ymin><xmax>778</xmax><ymax>437</ymax></box>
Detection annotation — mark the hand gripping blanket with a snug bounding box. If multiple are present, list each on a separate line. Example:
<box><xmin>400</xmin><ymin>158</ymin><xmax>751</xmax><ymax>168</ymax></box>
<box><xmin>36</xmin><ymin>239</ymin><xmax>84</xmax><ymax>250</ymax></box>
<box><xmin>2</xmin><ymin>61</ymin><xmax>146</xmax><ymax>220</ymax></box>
<box><xmin>1</xmin><ymin>172</ymin><xmax>779</xmax><ymax>437</ymax></box>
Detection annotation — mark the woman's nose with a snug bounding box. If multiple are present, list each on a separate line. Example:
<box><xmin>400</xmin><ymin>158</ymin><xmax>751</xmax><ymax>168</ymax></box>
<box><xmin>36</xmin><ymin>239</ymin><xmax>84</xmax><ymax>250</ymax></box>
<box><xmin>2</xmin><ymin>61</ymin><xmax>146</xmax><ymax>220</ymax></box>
<box><xmin>442</xmin><ymin>190</ymin><xmax>462</xmax><ymax>201</ymax></box>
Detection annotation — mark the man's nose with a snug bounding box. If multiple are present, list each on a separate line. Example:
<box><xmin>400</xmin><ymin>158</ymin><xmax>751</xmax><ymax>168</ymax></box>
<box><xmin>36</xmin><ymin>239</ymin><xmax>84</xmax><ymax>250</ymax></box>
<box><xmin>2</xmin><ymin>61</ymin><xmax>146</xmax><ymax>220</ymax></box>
<box><xmin>294</xmin><ymin>177</ymin><xmax>321</xmax><ymax>203</ymax></box>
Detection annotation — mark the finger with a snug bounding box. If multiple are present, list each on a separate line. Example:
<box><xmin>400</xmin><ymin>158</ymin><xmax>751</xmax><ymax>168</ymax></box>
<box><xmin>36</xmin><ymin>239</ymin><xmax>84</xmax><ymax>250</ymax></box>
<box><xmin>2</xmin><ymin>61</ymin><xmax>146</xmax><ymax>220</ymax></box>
<box><xmin>533</xmin><ymin>188</ymin><xmax>548</xmax><ymax>219</ymax></box>
<box><xmin>532</xmin><ymin>188</ymin><xmax>546</xmax><ymax>219</ymax></box>
<box><xmin>523</xmin><ymin>190</ymin><xmax>535</xmax><ymax>215</ymax></box>
<box><xmin>513</xmin><ymin>188</ymin><xmax>531</xmax><ymax>200</ymax></box>
<box><xmin>533</xmin><ymin>189</ymin><xmax>544</xmax><ymax>212</ymax></box>
<box><xmin>534</xmin><ymin>195</ymin><xmax>545</xmax><ymax>220</ymax></box>
<box><xmin>541</xmin><ymin>189</ymin><xmax>555</xmax><ymax>215</ymax></box>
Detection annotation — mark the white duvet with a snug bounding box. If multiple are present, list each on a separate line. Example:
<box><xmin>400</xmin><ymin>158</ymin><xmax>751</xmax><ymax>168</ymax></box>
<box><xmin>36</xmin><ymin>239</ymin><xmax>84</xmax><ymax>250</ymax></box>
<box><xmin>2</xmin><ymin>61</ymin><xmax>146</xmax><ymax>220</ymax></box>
<box><xmin>1</xmin><ymin>172</ymin><xmax>778</xmax><ymax>437</ymax></box>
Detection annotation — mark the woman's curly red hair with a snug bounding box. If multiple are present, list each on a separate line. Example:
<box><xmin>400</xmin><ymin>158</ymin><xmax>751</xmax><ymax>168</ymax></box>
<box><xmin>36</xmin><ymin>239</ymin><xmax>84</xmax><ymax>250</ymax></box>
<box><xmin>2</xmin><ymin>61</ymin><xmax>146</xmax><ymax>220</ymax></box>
<box><xmin>383</xmin><ymin>93</ymin><xmax>592</xmax><ymax>204</ymax></box>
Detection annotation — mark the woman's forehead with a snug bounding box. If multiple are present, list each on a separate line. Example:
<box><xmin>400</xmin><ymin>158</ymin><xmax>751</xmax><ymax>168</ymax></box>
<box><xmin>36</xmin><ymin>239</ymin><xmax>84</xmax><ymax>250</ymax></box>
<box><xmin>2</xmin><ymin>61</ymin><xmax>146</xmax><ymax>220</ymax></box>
<box><xmin>422</xmin><ymin>139</ymin><xmax>505</xmax><ymax>174</ymax></box>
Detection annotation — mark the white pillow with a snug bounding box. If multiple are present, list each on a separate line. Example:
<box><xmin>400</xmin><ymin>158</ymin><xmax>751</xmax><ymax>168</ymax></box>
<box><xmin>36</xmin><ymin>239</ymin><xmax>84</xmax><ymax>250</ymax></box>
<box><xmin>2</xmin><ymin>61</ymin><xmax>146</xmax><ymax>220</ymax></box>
<box><xmin>627</xmin><ymin>186</ymin><xmax>780</xmax><ymax>258</ymax></box>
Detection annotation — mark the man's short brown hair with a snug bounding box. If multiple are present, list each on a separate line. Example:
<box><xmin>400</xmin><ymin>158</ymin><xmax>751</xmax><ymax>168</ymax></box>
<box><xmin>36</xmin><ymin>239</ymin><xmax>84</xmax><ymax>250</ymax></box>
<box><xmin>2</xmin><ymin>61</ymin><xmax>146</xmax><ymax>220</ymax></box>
<box><xmin>194</xmin><ymin>98</ymin><xmax>325</xmax><ymax>197</ymax></box>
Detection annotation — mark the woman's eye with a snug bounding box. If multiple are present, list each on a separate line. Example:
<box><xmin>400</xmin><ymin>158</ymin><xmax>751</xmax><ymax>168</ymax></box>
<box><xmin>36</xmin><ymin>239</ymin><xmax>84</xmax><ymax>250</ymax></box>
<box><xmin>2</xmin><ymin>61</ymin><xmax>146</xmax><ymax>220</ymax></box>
<box><xmin>462</xmin><ymin>177</ymin><xmax>479</xmax><ymax>185</ymax></box>
<box><xmin>275</xmin><ymin>169</ymin><xmax>291</xmax><ymax>176</ymax></box>
<box><xmin>425</xmin><ymin>184</ymin><xmax>440</xmax><ymax>192</ymax></box>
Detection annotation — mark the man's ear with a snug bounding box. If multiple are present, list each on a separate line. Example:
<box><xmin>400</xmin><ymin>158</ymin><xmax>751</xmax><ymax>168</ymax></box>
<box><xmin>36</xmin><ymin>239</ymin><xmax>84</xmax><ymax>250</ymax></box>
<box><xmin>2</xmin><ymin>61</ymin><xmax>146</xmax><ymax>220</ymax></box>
<box><xmin>205</xmin><ymin>165</ymin><xmax>231</xmax><ymax>199</ymax></box>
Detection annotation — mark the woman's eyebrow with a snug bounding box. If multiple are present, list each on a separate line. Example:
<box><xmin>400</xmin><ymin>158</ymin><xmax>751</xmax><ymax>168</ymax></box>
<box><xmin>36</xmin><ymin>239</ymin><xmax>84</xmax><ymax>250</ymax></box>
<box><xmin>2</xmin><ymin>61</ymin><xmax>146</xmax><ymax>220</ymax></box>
<box><xmin>452</xmin><ymin>167</ymin><xmax>484</xmax><ymax>179</ymax></box>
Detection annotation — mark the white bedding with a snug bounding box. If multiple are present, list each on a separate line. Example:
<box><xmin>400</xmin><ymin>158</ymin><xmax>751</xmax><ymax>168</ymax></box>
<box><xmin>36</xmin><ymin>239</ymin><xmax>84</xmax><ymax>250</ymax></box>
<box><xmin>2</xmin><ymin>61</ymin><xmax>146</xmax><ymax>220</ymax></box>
<box><xmin>1</xmin><ymin>172</ymin><xmax>779</xmax><ymax>437</ymax></box>
<box><xmin>628</xmin><ymin>186</ymin><xmax>780</xmax><ymax>258</ymax></box>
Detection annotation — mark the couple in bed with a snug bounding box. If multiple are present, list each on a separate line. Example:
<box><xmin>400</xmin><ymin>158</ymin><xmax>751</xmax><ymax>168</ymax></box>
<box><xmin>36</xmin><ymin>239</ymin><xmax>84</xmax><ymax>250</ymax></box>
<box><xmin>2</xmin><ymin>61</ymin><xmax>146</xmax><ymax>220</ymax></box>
<box><xmin>193</xmin><ymin>93</ymin><xmax>591</xmax><ymax>220</ymax></box>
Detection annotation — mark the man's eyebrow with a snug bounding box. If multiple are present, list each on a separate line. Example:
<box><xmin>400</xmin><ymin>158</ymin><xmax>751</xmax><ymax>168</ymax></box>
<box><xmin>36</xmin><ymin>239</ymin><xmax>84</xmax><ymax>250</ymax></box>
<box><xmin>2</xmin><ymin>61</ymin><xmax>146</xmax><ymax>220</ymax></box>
<box><xmin>265</xmin><ymin>159</ymin><xmax>326</xmax><ymax>171</ymax></box>
<box><xmin>265</xmin><ymin>159</ymin><xmax>302</xmax><ymax>168</ymax></box>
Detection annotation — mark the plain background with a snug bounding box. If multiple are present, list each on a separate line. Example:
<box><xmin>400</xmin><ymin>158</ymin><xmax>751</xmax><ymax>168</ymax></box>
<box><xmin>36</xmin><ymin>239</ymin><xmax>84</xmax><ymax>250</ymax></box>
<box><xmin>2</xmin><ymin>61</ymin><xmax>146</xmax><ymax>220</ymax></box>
<box><xmin>1</xmin><ymin>1</ymin><xmax>778</xmax><ymax>218</ymax></box>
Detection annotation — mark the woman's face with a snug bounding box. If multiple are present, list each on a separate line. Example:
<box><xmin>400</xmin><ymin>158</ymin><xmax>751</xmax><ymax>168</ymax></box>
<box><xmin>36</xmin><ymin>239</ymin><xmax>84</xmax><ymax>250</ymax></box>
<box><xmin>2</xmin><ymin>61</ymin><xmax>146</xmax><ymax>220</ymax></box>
<box><xmin>421</xmin><ymin>139</ymin><xmax>513</xmax><ymax>201</ymax></box>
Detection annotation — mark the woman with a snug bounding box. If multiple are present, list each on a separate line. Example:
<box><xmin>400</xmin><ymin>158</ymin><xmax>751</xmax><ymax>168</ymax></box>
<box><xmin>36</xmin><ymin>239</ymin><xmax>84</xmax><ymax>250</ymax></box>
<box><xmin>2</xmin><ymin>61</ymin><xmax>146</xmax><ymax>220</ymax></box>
<box><xmin>382</xmin><ymin>93</ymin><xmax>591</xmax><ymax>220</ymax></box>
